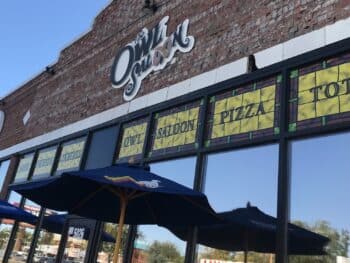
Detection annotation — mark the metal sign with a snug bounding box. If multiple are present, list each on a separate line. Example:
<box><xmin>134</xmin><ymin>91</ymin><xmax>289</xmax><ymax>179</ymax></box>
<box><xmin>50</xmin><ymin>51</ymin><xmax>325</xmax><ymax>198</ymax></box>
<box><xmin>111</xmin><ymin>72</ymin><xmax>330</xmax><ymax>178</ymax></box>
<box><xmin>110</xmin><ymin>16</ymin><xmax>195</xmax><ymax>101</ymax></box>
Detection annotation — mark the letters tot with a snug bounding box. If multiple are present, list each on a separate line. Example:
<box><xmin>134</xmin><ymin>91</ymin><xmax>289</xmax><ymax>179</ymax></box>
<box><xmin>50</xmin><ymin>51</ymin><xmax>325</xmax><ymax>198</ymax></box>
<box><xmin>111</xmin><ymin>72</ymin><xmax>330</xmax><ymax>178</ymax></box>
<box><xmin>309</xmin><ymin>78</ymin><xmax>350</xmax><ymax>102</ymax></box>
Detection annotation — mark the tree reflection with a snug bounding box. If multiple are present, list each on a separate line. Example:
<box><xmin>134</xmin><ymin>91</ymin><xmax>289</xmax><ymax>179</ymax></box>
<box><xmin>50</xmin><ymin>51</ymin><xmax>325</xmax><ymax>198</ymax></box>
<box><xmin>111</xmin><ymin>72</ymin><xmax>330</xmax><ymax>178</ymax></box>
<box><xmin>148</xmin><ymin>241</ymin><xmax>183</xmax><ymax>263</ymax></box>
<box><xmin>290</xmin><ymin>221</ymin><xmax>349</xmax><ymax>263</ymax></box>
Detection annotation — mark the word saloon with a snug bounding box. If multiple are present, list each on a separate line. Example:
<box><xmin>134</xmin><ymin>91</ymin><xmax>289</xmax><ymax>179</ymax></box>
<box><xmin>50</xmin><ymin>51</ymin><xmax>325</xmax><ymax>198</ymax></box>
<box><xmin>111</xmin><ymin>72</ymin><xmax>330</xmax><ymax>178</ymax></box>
<box><xmin>110</xmin><ymin>16</ymin><xmax>195</xmax><ymax>101</ymax></box>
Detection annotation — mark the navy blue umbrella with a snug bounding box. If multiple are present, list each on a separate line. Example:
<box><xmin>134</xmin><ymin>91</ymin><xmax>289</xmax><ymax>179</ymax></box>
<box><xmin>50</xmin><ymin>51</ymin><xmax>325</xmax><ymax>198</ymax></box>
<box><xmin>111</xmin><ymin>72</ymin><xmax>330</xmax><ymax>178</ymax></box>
<box><xmin>166</xmin><ymin>204</ymin><xmax>329</xmax><ymax>262</ymax></box>
<box><xmin>11</xmin><ymin>164</ymin><xmax>218</xmax><ymax>263</ymax></box>
<box><xmin>0</xmin><ymin>199</ymin><xmax>37</xmax><ymax>224</ymax></box>
<box><xmin>42</xmin><ymin>214</ymin><xmax>115</xmax><ymax>243</ymax></box>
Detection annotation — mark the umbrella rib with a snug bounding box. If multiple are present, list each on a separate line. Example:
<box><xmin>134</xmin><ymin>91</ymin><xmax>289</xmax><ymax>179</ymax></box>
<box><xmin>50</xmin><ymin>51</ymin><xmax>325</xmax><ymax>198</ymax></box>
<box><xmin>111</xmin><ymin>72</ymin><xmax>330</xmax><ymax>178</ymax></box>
<box><xmin>129</xmin><ymin>191</ymin><xmax>149</xmax><ymax>200</ymax></box>
<box><xmin>106</xmin><ymin>186</ymin><xmax>149</xmax><ymax>201</ymax></box>
<box><xmin>71</xmin><ymin>185</ymin><xmax>107</xmax><ymax>213</ymax></box>
<box><xmin>143</xmin><ymin>195</ymin><xmax>157</xmax><ymax>223</ymax></box>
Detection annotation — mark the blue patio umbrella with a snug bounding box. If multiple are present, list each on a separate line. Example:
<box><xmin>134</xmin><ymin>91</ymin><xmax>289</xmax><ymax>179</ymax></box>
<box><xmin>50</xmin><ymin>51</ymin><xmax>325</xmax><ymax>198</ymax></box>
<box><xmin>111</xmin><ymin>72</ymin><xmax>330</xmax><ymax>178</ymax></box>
<box><xmin>165</xmin><ymin>203</ymin><xmax>329</xmax><ymax>263</ymax></box>
<box><xmin>0</xmin><ymin>199</ymin><xmax>37</xmax><ymax>224</ymax></box>
<box><xmin>11</xmin><ymin>164</ymin><xmax>219</xmax><ymax>263</ymax></box>
<box><xmin>42</xmin><ymin>214</ymin><xmax>116</xmax><ymax>243</ymax></box>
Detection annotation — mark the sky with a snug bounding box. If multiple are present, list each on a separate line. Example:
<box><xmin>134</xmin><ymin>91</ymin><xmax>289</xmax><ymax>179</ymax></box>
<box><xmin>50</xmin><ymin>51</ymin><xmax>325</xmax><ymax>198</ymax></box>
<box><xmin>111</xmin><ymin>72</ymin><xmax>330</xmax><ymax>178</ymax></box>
<box><xmin>0</xmin><ymin>0</ymin><xmax>110</xmax><ymax>99</ymax></box>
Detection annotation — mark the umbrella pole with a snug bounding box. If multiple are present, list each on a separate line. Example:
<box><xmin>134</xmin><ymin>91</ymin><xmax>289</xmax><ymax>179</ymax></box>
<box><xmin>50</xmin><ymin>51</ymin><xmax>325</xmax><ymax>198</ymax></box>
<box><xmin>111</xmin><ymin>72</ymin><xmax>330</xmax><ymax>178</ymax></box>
<box><xmin>244</xmin><ymin>250</ymin><xmax>247</xmax><ymax>263</ymax></box>
<box><xmin>113</xmin><ymin>195</ymin><xmax>127</xmax><ymax>263</ymax></box>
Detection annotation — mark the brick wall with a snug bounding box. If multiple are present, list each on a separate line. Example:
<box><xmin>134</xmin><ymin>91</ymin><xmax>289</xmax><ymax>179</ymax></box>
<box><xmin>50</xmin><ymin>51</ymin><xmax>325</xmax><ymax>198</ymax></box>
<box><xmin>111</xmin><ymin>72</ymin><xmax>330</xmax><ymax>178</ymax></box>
<box><xmin>1</xmin><ymin>0</ymin><xmax>350</xmax><ymax>150</ymax></box>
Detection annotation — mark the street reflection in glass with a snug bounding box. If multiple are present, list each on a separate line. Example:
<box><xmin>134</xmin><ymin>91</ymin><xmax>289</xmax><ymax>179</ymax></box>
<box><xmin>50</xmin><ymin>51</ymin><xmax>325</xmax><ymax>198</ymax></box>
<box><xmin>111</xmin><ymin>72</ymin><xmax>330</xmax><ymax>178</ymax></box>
<box><xmin>0</xmin><ymin>191</ymin><xmax>21</xmax><ymax>261</ymax></box>
<box><xmin>33</xmin><ymin>210</ymin><xmax>64</xmax><ymax>263</ymax></box>
<box><xmin>98</xmin><ymin>223</ymin><xmax>128</xmax><ymax>263</ymax></box>
<box><xmin>63</xmin><ymin>226</ymin><xmax>88</xmax><ymax>263</ymax></box>
<box><xmin>8</xmin><ymin>199</ymin><xmax>40</xmax><ymax>263</ymax></box>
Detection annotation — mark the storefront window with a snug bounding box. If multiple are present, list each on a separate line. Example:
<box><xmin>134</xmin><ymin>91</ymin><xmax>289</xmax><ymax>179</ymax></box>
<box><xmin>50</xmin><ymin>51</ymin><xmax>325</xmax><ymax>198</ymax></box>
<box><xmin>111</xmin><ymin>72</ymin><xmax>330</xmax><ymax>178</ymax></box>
<box><xmin>63</xmin><ymin>235</ymin><xmax>88</xmax><ymax>263</ymax></box>
<box><xmin>97</xmin><ymin>223</ymin><xmax>128</xmax><ymax>263</ymax></box>
<box><xmin>290</xmin><ymin>133</ymin><xmax>350</xmax><ymax>262</ymax></box>
<box><xmin>0</xmin><ymin>160</ymin><xmax>10</xmax><ymax>192</ymax></box>
<box><xmin>33</xmin><ymin>209</ymin><xmax>63</xmax><ymax>263</ymax></box>
<box><xmin>63</xmin><ymin>222</ymin><xmax>90</xmax><ymax>263</ymax></box>
<box><xmin>85</xmin><ymin>126</ymin><xmax>118</xmax><ymax>170</ymax></box>
<box><xmin>8</xmin><ymin>199</ymin><xmax>40</xmax><ymax>263</ymax></box>
<box><xmin>0</xmin><ymin>191</ymin><xmax>22</xmax><ymax>261</ymax></box>
<box><xmin>198</xmin><ymin>145</ymin><xmax>278</xmax><ymax>263</ymax></box>
<box><xmin>133</xmin><ymin>157</ymin><xmax>196</xmax><ymax>263</ymax></box>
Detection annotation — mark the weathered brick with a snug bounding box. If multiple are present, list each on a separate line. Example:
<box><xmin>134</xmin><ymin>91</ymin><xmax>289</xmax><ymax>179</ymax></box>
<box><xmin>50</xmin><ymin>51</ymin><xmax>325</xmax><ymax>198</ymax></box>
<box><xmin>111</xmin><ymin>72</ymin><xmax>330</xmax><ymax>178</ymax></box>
<box><xmin>1</xmin><ymin>0</ymin><xmax>350</xmax><ymax>150</ymax></box>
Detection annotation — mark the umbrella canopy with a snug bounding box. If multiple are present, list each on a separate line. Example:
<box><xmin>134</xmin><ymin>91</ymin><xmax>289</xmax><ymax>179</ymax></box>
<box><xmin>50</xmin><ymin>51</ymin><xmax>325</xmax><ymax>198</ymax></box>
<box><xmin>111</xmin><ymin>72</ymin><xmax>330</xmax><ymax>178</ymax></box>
<box><xmin>0</xmin><ymin>199</ymin><xmax>37</xmax><ymax>224</ymax></box>
<box><xmin>10</xmin><ymin>164</ymin><xmax>219</xmax><ymax>263</ymax></box>
<box><xmin>42</xmin><ymin>214</ymin><xmax>116</xmax><ymax>243</ymax></box>
<box><xmin>166</xmin><ymin>204</ymin><xmax>329</xmax><ymax>256</ymax></box>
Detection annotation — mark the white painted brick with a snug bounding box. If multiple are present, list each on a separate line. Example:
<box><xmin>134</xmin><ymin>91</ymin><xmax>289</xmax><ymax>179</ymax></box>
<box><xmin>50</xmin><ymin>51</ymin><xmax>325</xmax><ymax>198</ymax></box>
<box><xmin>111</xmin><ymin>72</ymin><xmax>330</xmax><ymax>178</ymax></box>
<box><xmin>325</xmin><ymin>18</ymin><xmax>350</xmax><ymax>45</ymax></box>
<box><xmin>216</xmin><ymin>57</ymin><xmax>248</xmax><ymax>83</ymax></box>
<box><xmin>109</xmin><ymin>103</ymin><xmax>130</xmax><ymax>118</ymax></box>
<box><xmin>283</xmin><ymin>28</ymin><xmax>326</xmax><ymax>59</ymax></box>
<box><xmin>23</xmin><ymin>111</ymin><xmax>31</xmax><ymax>125</ymax></box>
<box><xmin>189</xmin><ymin>69</ymin><xmax>217</xmax><ymax>92</ymax></box>
<box><xmin>129</xmin><ymin>95</ymin><xmax>149</xmax><ymax>112</ymax></box>
<box><xmin>255</xmin><ymin>44</ymin><xmax>283</xmax><ymax>68</ymax></box>
<box><xmin>147</xmin><ymin>87</ymin><xmax>169</xmax><ymax>107</ymax></box>
<box><xmin>167</xmin><ymin>79</ymin><xmax>191</xmax><ymax>100</ymax></box>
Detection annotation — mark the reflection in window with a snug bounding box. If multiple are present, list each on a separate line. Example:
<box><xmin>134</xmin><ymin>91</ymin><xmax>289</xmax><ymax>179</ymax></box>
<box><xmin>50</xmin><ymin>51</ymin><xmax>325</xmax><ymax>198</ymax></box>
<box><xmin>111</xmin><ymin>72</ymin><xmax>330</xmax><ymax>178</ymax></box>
<box><xmin>133</xmin><ymin>158</ymin><xmax>196</xmax><ymax>263</ymax></box>
<box><xmin>0</xmin><ymin>160</ymin><xmax>10</xmax><ymax>192</ymax></box>
<box><xmin>290</xmin><ymin>133</ymin><xmax>350</xmax><ymax>262</ymax></box>
<box><xmin>199</xmin><ymin>145</ymin><xmax>278</xmax><ymax>263</ymax></box>
<box><xmin>0</xmin><ymin>221</ymin><xmax>12</xmax><ymax>260</ymax></box>
<box><xmin>8</xmin><ymin>199</ymin><xmax>40</xmax><ymax>263</ymax></box>
<box><xmin>98</xmin><ymin>223</ymin><xmax>128</xmax><ymax>263</ymax></box>
<box><xmin>63</xmin><ymin>226</ymin><xmax>89</xmax><ymax>263</ymax></box>
<box><xmin>33</xmin><ymin>210</ymin><xmax>63</xmax><ymax>263</ymax></box>
<box><xmin>0</xmin><ymin>191</ymin><xmax>21</xmax><ymax>261</ymax></box>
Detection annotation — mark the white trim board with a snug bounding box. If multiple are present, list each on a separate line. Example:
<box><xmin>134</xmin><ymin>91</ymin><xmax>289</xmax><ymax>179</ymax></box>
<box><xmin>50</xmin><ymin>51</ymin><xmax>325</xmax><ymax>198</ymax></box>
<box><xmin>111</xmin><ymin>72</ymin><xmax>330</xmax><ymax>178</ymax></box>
<box><xmin>1</xmin><ymin>16</ymin><xmax>350</xmax><ymax>159</ymax></box>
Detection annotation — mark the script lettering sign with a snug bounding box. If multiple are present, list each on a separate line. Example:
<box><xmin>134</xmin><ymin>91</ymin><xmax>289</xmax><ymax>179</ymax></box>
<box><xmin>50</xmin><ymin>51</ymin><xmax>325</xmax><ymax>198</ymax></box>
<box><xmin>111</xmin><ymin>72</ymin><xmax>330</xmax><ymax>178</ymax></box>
<box><xmin>111</xmin><ymin>16</ymin><xmax>195</xmax><ymax>101</ymax></box>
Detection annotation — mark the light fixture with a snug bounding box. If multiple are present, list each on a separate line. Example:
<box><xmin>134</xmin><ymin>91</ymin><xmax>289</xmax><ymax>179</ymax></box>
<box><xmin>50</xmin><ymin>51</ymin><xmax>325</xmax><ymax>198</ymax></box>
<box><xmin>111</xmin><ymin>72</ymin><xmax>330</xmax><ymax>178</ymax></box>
<box><xmin>45</xmin><ymin>66</ymin><xmax>55</xmax><ymax>75</ymax></box>
<box><xmin>247</xmin><ymin>54</ymin><xmax>258</xmax><ymax>73</ymax></box>
<box><xmin>143</xmin><ymin>0</ymin><xmax>158</xmax><ymax>14</ymax></box>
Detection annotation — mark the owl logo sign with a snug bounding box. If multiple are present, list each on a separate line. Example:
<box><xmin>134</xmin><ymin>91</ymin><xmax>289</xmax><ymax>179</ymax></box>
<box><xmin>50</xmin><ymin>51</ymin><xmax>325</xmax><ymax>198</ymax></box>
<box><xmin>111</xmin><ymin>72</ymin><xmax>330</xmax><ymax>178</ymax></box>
<box><xmin>110</xmin><ymin>16</ymin><xmax>195</xmax><ymax>101</ymax></box>
<box><xmin>104</xmin><ymin>175</ymin><xmax>161</xmax><ymax>189</ymax></box>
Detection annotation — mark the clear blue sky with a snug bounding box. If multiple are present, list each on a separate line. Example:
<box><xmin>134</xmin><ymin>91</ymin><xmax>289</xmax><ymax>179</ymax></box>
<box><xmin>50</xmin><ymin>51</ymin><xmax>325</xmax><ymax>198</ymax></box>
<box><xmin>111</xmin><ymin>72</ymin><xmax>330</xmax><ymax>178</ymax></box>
<box><xmin>0</xmin><ymin>0</ymin><xmax>110</xmax><ymax>98</ymax></box>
